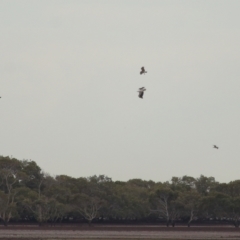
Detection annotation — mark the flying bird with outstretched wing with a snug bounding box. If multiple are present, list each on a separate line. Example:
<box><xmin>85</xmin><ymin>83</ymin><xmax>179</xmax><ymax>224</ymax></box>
<box><xmin>137</xmin><ymin>87</ymin><xmax>146</xmax><ymax>99</ymax></box>
<box><xmin>140</xmin><ymin>67</ymin><xmax>147</xmax><ymax>75</ymax></box>
<box><xmin>213</xmin><ymin>145</ymin><xmax>219</xmax><ymax>149</ymax></box>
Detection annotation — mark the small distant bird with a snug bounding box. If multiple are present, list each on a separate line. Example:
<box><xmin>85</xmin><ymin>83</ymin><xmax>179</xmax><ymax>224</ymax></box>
<box><xmin>140</xmin><ymin>67</ymin><xmax>147</xmax><ymax>75</ymax></box>
<box><xmin>137</xmin><ymin>87</ymin><xmax>146</xmax><ymax>99</ymax></box>
<box><xmin>213</xmin><ymin>145</ymin><xmax>219</xmax><ymax>149</ymax></box>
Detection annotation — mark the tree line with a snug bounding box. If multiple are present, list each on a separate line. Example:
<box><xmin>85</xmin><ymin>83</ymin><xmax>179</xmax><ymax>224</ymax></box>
<box><xmin>0</xmin><ymin>156</ymin><xmax>240</xmax><ymax>227</ymax></box>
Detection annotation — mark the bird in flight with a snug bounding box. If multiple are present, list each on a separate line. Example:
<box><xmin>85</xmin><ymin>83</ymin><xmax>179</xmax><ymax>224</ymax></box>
<box><xmin>213</xmin><ymin>145</ymin><xmax>219</xmax><ymax>149</ymax></box>
<box><xmin>138</xmin><ymin>87</ymin><xmax>146</xmax><ymax>99</ymax></box>
<box><xmin>140</xmin><ymin>67</ymin><xmax>147</xmax><ymax>75</ymax></box>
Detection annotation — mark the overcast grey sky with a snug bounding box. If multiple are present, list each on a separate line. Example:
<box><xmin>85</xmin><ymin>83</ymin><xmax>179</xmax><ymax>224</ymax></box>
<box><xmin>1</xmin><ymin>0</ymin><xmax>240</xmax><ymax>183</ymax></box>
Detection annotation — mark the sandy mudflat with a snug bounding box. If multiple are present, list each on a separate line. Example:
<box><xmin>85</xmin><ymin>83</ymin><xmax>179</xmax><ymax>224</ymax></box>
<box><xmin>0</xmin><ymin>225</ymin><xmax>240</xmax><ymax>240</ymax></box>
<box><xmin>0</xmin><ymin>226</ymin><xmax>240</xmax><ymax>239</ymax></box>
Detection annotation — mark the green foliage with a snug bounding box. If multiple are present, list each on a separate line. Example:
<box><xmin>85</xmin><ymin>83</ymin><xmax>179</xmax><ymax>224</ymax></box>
<box><xmin>1</xmin><ymin>155</ymin><xmax>240</xmax><ymax>227</ymax></box>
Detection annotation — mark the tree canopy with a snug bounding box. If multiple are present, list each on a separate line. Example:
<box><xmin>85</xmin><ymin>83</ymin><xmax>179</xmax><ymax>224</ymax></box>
<box><xmin>0</xmin><ymin>156</ymin><xmax>239</xmax><ymax>227</ymax></box>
